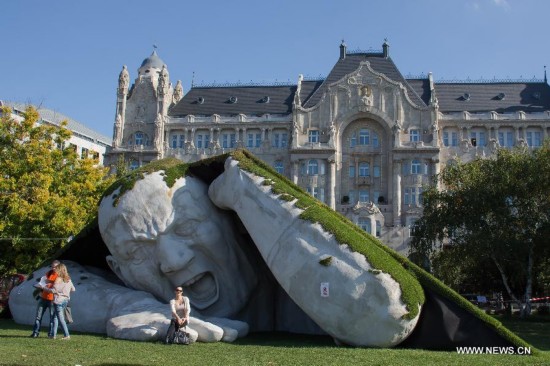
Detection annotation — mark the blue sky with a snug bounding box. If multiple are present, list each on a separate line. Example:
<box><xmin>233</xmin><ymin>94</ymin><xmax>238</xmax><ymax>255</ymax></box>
<box><xmin>2</xmin><ymin>0</ymin><xmax>549</xmax><ymax>138</ymax></box>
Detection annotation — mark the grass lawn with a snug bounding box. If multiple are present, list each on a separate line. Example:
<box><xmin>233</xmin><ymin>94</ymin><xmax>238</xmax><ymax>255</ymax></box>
<box><xmin>0</xmin><ymin>318</ymin><xmax>549</xmax><ymax>366</ymax></box>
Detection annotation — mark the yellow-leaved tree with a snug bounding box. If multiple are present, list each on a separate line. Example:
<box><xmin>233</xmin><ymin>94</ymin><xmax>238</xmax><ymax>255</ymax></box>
<box><xmin>0</xmin><ymin>105</ymin><xmax>115</xmax><ymax>275</ymax></box>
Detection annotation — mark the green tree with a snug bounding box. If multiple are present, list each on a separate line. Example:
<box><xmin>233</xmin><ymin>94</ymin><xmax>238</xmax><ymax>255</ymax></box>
<box><xmin>411</xmin><ymin>143</ymin><xmax>550</xmax><ymax>317</ymax></box>
<box><xmin>0</xmin><ymin>106</ymin><xmax>115</xmax><ymax>275</ymax></box>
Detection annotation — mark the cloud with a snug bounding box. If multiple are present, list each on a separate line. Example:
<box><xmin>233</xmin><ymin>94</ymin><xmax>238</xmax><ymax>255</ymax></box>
<box><xmin>492</xmin><ymin>0</ymin><xmax>511</xmax><ymax>10</ymax></box>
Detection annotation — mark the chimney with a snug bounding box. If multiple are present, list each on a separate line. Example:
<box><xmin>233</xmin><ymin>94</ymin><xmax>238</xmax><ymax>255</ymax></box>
<box><xmin>340</xmin><ymin>40</ymin><xmax>347</xmax><ymax>60</ymax></box>
<box><xmin>383</xmin><ymin>39</ymin><xmax>389</xmax><ymax>58</ymax></box>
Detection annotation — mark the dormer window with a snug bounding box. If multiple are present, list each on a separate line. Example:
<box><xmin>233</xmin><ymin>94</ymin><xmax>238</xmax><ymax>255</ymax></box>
<box><xmin>229</xmin><ymin>96</ymin><xmax>238</xmax><ymax>104</ymax></box>
<box><xmin>261</xmin><ymin>96</ymin><xmax>270</xmax><ymax>103</ymax></box>
<box><xmin>496</xmin><ymin>93</ymin><xmax>506</xmax><ymax>100</ymax></box>
<box><xmin>462</xmin><ymin>93</ymin><xmax>471</xmax><ymax>101</ymax></box>
<box><xmin>197</xmin><ymin>97</ymin><xmax>205</xmax><ymax>104</ymax></box>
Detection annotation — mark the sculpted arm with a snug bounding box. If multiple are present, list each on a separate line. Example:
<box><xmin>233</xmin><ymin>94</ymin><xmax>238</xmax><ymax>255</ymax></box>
<box><xmin>208</xmin><ymin>157</ymin><xmax>422</xmax><ymax>347</ymax></box>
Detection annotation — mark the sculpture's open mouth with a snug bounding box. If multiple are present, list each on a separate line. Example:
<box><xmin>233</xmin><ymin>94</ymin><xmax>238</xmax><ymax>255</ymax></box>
<box><xmin>183</xmin><ymin>271</ymin><xmax>218</xmax><ymax>310</ymax></box>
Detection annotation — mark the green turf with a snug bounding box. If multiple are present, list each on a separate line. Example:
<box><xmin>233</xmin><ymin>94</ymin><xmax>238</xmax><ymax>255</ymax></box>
<box><xmin>0</xmin><ymin>319</ymin><xmax>547</xmax><ymax>366</ymax></box>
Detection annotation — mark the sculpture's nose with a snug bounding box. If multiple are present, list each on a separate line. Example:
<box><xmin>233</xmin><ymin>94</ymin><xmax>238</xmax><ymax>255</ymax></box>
<box><xmin>157</xmin><ymin>234</ymin><xmax>194</xmax><ymax>274</ymax></box>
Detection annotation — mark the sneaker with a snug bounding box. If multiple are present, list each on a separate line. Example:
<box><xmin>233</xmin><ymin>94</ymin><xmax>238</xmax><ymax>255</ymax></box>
<box><xmin>48</xmin><ymin>335</ymin><xmax>56</xmax><ymax>339</ymax></box>
<box><xmin>29</xmin><ymin>333</ymin><xmax>38</xmax><ymax>338</ymax></box>
<box><xmin>62</xmin><ymin>336</ymin><xmax>70</xmax><ymax>340</ymax></box>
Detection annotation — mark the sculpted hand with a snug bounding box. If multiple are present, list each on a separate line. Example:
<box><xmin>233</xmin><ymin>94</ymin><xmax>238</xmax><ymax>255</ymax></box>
<box><xmin>106</xmin><ymin>292</ymin><xmax>248</xmax><ymax>342</ymax></box>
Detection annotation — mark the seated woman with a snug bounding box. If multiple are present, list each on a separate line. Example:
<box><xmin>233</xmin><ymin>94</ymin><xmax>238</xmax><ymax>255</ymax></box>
<box><xmin>165</xmin><ymin>286</ymin><xmax>190</xmax><ymax>344</ymax></box>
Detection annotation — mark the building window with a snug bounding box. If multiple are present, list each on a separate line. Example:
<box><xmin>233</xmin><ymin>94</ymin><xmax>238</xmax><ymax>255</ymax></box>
<box><xmin>319</xmin><ymin>187</ymin><xmax>325</xmax><ymax>203</ymax></box>
<box><xmin>307</xmin><ymin>159</ymin><xmax>318</xmax><ymax>175</ymax></box>
<box><xmin>222</xmin><ymin>133</ymin><xmax>236</xmax><ymax>148</ymax></box>
<box><xmin>372</xmin><ymin>132</ymin><xmax>379</xmax><ymax>147</ymax></box>
<box><xmin>373</xmin><ymin>191</ymin><xmax>380</xmax><ymax>204</ymax></box>
<box><xmin>135</xmin><ymin>132</ymin><xmax>144</xmax><ymax>146</ymax></box>
<box><xmin>247</xmin><ymin>133</ymin><xmax>261</xmax><ymax>148</ymax></box>
<box><xmin>359</xmin><ymin>162</ymin><xmax>370</xmax><ymax>177</ymax></box>
<box><xmin>178</xmin><ymin>135</ymin><xmax>184</xmax><ymax>148</ymax></box>
<box><xmin>196</xmin><ymin>134</ymin><xmax>210</xmax><ymax>149</ymax></box>
<box><xmin>443</xmin><ymin>131</ymin><xmax>458</xmax><ymax>147</ymax></box>
<box><xmin>527</xmin><ymin>131</ymin><xmax>542</xmax><ymax>147</ymax></box>
<box><xmin>129</xmin><ymin>161</ymin><xmax>139</xmax><ymax>170</ymax></box>
<box><xmin>376</xmin><ymin>220</ymin><xmax>381</xmax><ymax>237</ymax></box>
<box><xmin>307</xmin><ymin>186</ymin><xmax>319</xmax><ymax>199</ymax></box>
<box><xmin>349</xmin><ymin>190</ymin><xmax>355</xmax><ymax>204</ymax></box>
<box><xmin>350</xmin><ymin>132</ymin><xmax>357</xmax><ymax>147</ymax></box>
<box><xmin>470</xmin><ymin>131</ymin><xmax>486</xmax><ymax>147</ymax></box>
<box><xmin>81</xmin><ymin>147</ymin><xmax>89</xmax><ymax>159</ymax></box>
<box><xmin>274</xmin><ymin>161</ymin><xmax>284</xmax><ymax>174</ymax></box>
<box><xmin>359</xmin><ymin>129</ymin><xmax>370</xmax><ymax>145</ymax></box>
<box><xmin>404</xmin><ymin>187</ymin><xmax>423</xmax><ymax>206</ymax></box>
<box><xmin>171</xmin><ymin>135</ymin><xmax>177</xmax><ymax>148</ymax></box>
<box><xmin>359</xmin><ymin>190</ymin><xmax>369</xmax><ymax>202</ymax></box>
<box><xmin>498</xmin><ymin>131</ymin><xmax>514</xmax><ymax>147</ymax></box>
<box><xmin>358</xmin><ymin>217</ymin><xmax>371</xmax><ymax>233</ymax></box>
<box><xmin>411</xmin><ymin>159</ymin><xmax>421</xmax><ymax>175</ymax></box>
<box><xmin>308</xmin><ymin>130</ymin><xmax>319</xmax><ymax>144</ymax></box>
<box><xmin>273</xmin><ymin>133</ymin><xmax>288</xmax><ymax>148</ymax></box>
<box><xmin>373</xmin><ymin>165</ymin><xmax>381</xmax><ymax>178</ymax></box>
<box><xmin>409</xmin><ymin>129</ymin><xmax>420</xmax><ymax>142</ymax></box>
<box><xmin>349</xmin><ymin>165</ymin><xmax>355</xmax><ymax>178</ymax></box>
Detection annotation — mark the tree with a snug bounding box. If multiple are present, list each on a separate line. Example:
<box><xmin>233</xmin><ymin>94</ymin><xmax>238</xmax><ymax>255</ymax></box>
<box><xmin>411</xmin><ymin>143</ymin><xmax>550</xmax><ymax>317</ymax></box>
<box><xmin>0</xmin><ymin>106</ymin><xmax>115</xmax><ymax>275</ymax></box>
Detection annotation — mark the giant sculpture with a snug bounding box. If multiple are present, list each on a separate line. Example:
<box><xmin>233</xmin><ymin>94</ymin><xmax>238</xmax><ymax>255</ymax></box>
<box><xmin>10</xmin><ymin>151</ymin><xmax>529</xmax><ymax>350</ymax></box>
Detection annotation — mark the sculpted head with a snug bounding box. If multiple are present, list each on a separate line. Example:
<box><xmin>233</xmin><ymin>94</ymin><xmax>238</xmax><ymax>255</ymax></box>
<box><xmin>98</xmin><ymin>171</ymin><xmax>257</xmax><ymax>317</ymax></box>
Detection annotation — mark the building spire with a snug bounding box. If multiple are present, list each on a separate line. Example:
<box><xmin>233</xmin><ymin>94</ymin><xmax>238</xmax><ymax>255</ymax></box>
<box><xmin>545</xmin><ymin>65</ymin><xmax>547</xmax><ymax>84</ymax></box>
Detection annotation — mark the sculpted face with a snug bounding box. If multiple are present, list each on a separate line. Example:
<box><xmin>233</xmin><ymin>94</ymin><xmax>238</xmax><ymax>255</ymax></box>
<box><xmin>98</xmin><ymin>172</ymin><xmax>257</xmax><ymax>317</ymax></box>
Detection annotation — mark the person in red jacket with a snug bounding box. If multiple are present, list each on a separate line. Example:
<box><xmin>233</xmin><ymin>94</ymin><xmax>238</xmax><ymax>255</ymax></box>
<box><xmin>29</xmin><ymin>260</ymin><xmax>60</xmax><ymax>338</ymax></box>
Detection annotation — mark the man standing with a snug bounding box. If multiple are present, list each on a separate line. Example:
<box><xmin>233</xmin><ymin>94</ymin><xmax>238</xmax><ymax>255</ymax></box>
<box><xmin>30</xmin><ymin>260</ymin><xmax>59</xmax><ymax>338</ymax></box>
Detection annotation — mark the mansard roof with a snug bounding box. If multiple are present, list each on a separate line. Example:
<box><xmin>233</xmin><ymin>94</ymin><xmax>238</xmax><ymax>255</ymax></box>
<box><xmin>303</xmin><ymin>53</ymin><xmax>427</xmax><ymax>108</ymax></box>
<box><xmin>407</xmin><ymin>78</ymin><xmax>550</xmax><ymax>113</ymax></box>
<box><xmin>169</xmin><ymin>85</ymin><xmax>292</xmax><ymax>117</ymax></box>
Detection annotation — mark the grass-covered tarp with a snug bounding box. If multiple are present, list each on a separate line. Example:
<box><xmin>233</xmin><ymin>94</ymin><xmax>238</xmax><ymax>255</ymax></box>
<box><xmin>56</xmin><ymin>149</ymin><xmax>534</xmax><ymax>352</ymax></box>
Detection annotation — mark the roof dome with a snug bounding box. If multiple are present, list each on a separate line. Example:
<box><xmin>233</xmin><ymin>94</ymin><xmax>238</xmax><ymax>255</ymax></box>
<box><xmin>138</xmin><ymin>51</ymin><xmax>165</xmax><ymax>74</ymax></box>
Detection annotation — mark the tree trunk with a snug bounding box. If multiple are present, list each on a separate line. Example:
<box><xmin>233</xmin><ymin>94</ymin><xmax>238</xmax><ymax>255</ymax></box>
<box><xmin>520</xmin><ymin>244</ymin><xmax>534</xmax><ymax>318</ymax></box>
<box><xmin>491</xmin><ymin>254</ymin><xmax>522</xmax><ymax>313</ymax></box>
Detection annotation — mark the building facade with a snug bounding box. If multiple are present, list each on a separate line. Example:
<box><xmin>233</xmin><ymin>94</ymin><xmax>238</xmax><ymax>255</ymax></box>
<box><xmin>1</xmin><ymin>101</ymin><xmax>112</xmax><ymax>165</ymax></box>
<box><xmin>106</xmin><ymin>43</ymin><xmax>550</xmax><ymax>254</ymax></box>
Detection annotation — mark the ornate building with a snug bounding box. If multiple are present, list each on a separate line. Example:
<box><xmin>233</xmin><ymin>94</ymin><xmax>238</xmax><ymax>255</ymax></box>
<box><xmin>106</xmin><ymin>42</ymin><xmax>550</xmax><ymax>253</ymax></box>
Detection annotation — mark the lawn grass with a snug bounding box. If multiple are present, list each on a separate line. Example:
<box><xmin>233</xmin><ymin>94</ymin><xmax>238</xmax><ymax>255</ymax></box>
<box><xmin>0</xmin><ymin>319</ymin><xmax>549</xmax><ymax>366</ymax></box>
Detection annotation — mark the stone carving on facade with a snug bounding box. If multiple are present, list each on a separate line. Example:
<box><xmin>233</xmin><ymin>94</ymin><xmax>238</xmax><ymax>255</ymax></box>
<box><xmin>352</xmin><ymin>201</ymin><xmax>381</xmax><ymax>215</ymax></box>
<box><xmin>460</xmin><ymin>139</ymin><xmax>471</xmax><ymax>153</ymax></box>
<box><xmin>392</xmin><ymin>121</ymin><xmax>401</xmax><ymax>147</ymax></box>
<box><xmin>518</xmin><ymin>138</ymin><xmax>528</xmax><ymax>148</ymax></box>
<box><xmin>113</xmin><ymin>114</ymin><xmax>123</xmax><ymax>148</ymax></box>
<box><xmin>488</xmin><ymin>138</ymin><xmax>499</xmax><ymax>153</ymax></box>
<box><xmin>118</xmin><ymin>65</ymin><xmax>129</xmax><ymax>93</ymax></box>
<box><xmin>154</xmin><ymin>114</ymin><xmax>164</xmax><ymax>150</ymax></box>
<box><xmin>173</xmin><ymin>80</ymin><xmax>183</xmax><ymax>104</ymax></box>
<box><xmin>328</xmin><ymin>122</ymin><xmax>336</xmax><ymax>148</ymax></box>
<box><xmin>157</xmin><ymin>65</ymin><xmax>169</xmax><ymax>96</ymax></box>
<box><xmin>360</xmin><ymin>85</ymin><xmax>373</xmax><ymax>106</ymax></box>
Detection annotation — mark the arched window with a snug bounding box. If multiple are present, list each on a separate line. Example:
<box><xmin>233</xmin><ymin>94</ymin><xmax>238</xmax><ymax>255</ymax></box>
<box><xmin>274</xmin><ymin>161</ymin><xmax>284</xmax><ymax>174</ymax></box>
<box><xmin>359</xmin><ymin>162</ymin><xmax>370</xmax><ymax>177</ymax></box>
<box><xmin>307</xmin><ymin>159</ymin><xmax>318</xmax><ymax>175</ymax></box>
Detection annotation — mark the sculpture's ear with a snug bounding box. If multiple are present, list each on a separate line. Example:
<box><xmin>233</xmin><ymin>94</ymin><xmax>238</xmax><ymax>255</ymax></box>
<box><xmin>106</xmin><ymin>255</ymin><xmax>125</xmax><ymax>283</ymax></box>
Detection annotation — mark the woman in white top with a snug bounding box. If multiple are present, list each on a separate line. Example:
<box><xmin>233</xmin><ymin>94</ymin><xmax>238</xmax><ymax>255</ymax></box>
<box><xmin>165</xmin><ymin>286</ymin><xmax>190</xmax><ymax>343</ymax></box>
<box><xmin>48</xmin><ymin>263</ymin><xmax>75</xmax><ymax>339</ymax></box>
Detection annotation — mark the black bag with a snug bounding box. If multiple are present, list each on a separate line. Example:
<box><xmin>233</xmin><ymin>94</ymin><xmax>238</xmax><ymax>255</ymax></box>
<box><xmin>64</xmin><ymin>304</ymin><xmax>73</xmax><ymax>324</ymax></box>
<box><xmin>173</xmin><ymin>328</ymin><xmax>190</xmax><ymax>345</ymax></box>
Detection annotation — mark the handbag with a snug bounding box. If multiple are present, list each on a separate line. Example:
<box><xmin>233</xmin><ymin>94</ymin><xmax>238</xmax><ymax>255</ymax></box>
<box><xmin>63</xmin><ymin>304</ymin><xmax>74</xmax><ymax>324</ymax></box>
<box><xmin>173</xmin><ymin>328</ymin><xmax>190</xmax><ymax>345</ymax></box>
